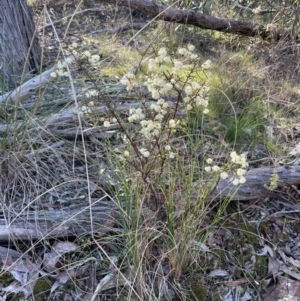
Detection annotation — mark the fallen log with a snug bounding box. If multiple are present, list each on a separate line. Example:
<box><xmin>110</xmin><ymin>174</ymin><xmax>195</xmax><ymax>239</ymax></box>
<box><xmin>209</xmin><ymin>163</ymin><xmax>300</xmax><ymax>201</ymax></box>
<box><xmin>0</xmin><ymin>164</ymin><xmax>299</xmax><ymax>243</ymax></box>
<box><xmin>100</xmin><ymin>0</ymin><xmax>298</xmax><ymax>41</ymax></box>
<box><xmin>0</xmin><ymin>198</ymin><xmax>122</xmax><ymax>243</ymax></box>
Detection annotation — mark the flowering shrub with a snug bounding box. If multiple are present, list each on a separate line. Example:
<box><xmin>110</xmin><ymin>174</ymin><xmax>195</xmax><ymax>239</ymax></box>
<box><xmin>50</xmin><ymin>43</ymin><xmax>248</xmax><ymax>200</ymax></box>
<box><xmin>45</xmin><ymin>39</ymin><xmax>254</xmax><ymax>300</ymax></box>
<box><xmin>117</xmin><ymin>46</ymin><xmax>212</xmax><ymax>163</ymax></box>
<box><xmin>104</xmin><ymin>45</ymin><xmax>248</xmax><ymax>197</ymax></box>
<box><xmin>115</xmin><ymin>46</ymin><xmax>248</xmax><ymax>189</ymax></box>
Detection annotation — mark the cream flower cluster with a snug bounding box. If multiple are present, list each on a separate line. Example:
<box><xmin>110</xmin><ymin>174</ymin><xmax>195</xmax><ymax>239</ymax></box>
<box><xmin>146</xmin><ymin>76</ymin><xmax>173</xmax><ymax>99</ymax></box>
<box><xmin>205</xmin><ymin>151</ymin><xmax>248</xmax><ymax>185</ymax></box>
<box><xmin>182</xmin><ymin>84</ymin><xmax>210</xmax><ymax>113</ymax></box>
<box><xmin>252</xmin><ymin>6</ymin><xmax>262</xmax><ymax>15</ymax></box>
<box><xmin>115</xmin><ymin>45</ymin><xmax>212</xmax><ymax>161</ymax></box>
<box><xmin>168</xmin><ymin>119</ymin><xmax>180</xmax><ymax>129</ymax></box>
<box><xmin>205</xmin><ymin>159</ymin><xmax>221</xmax><ymax>173</ymax></box>
<box><xmin>78</xmin><ymin>89</ymin><xmax>98</xmax><ymax>116</ymax></box>
<box><xmin>85</xmin><ymin>89</ymin><xmax>98</xmax><ymax>98</ymax></box>
<box><xmin>120</xmin><ymin>73</ymin><xmax>136</xmax><ymax>91</ymax></box>
<box><xmin>121</xmin><ymin>45</ymin><xmax>211</xmax><ymax>122</ymax></box>
<box><xmin>103</xmin><ymin>117</ymin><xmax>117</xmax><ymax>128</ymax></box>
<box><xmin>140</xmin><ymin>120</ymin><xmax>161</xmax><ymax>139</ymax></box>
<box><xmin>65</xmin><ymin>42</ymin><xmax>79</xmax><ymax>57</ymax></box>
<box><xmin>139</xmin><ymin>148</ymin><xmax>150</xmax><ymax>158</ymax></box>
<box><xmin>147</xmin><ymin>46</ymin><xmax>211</xmax><ymax>114</ymax></box>
<box><xmin>150</xmin><ymin>98</ymin><xmax>169</xmax><ymax>122</ymax></box>
<box><xmin>77</xmin><ymin>100</ymin><xmax>95</xmax><ymax>115</ymax></box>
<box><xmin>50</xmin><ymin>60</ymin><xmax>70</xmax><ymax>78</ymax></box>
<box><xmin>201</xmin><ymin>60</ymin><xmax>212</xmax><ymax>69</ymax></box>
<box><xmin>165</xmin><ymin>144</ymin><xmax>176</xmax><ymax>159</ymax></box>
<box><xmin>230</xmin><ymin>151</ymin><xmax>248</xmax><ymax>185</ymax></box>
<box><xmin>128</xmin><ymin>108</ymin><xmax>145</xmax><ymax>122</ymax></box>
<box><xmin>230</xmin><ymin>151</ymin><xmax>248</xmax><ymax>168</ymax></box>
<box><xmin>90</xmin><ymin>55</ymin><xmax>100</xmax><ymax>64</ymax></box>
<box><xmin>67</xmin><ymin>43</ymin><xmax>100</xmax><ymax>65</ymax></box>
<box><xmin>82</xmin><ymin>50</ymin><xmax>100</xmax><ymax>64</ymax></box>
<box><xmin>177</xmin><ymin>44</ymin><xmax>198</xmax><ymax>59</ymax></box>
<box><xmin>130</xmin><ymin>99</ymin><xmax>169</xmax><ymax>139</ymax></box>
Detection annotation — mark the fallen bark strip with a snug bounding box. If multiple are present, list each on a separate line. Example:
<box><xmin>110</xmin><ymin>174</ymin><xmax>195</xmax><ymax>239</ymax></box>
<box><xmin>0</xmin><ymin>199</ymin><xmax>122</xmax><ymax>242</ymax></box>
<box><xmin>209</xmin><ymin>164</ymin><xmax>300</xmax><ymax>201</ymax></box>
<box><xmin>100</xmin><ymin>0</ymin><xmax>297</xmax><ymax>41</ymax></box>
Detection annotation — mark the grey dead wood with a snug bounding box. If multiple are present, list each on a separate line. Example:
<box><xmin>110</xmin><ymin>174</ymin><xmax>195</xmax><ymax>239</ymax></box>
<box><xmin>0</xmin><ymin>165</ymin><xmax>298</xmax><ymax>242</ymax></box>
<box><xmin>0</xmin><ymin>200</ymin><xmax>122</xmax><ymax>242</ymax></box>
<box><xmin>207</xmin><ymin>164</ymin><xmax>300</xmax><ymax>201</ymax></box>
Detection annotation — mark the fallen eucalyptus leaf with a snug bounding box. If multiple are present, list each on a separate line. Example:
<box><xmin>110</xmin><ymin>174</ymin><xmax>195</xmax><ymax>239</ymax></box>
<box><xmin>208</xmin><ymin>269</ymin><xmax>229</xmax><ymax>277</ymax></box>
